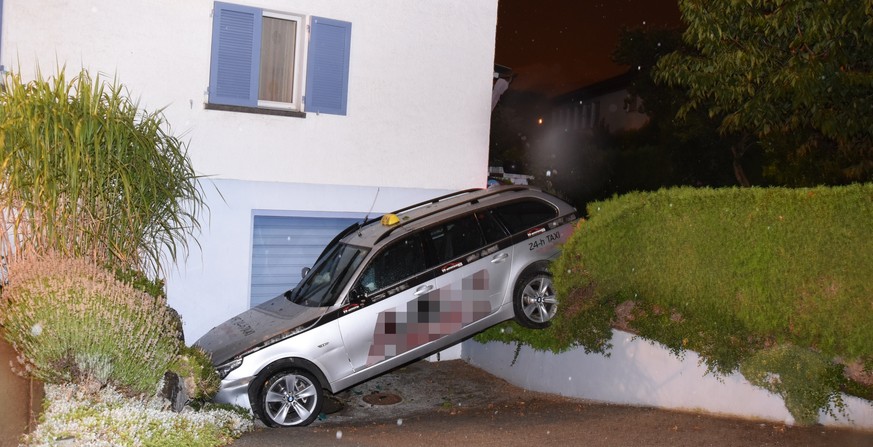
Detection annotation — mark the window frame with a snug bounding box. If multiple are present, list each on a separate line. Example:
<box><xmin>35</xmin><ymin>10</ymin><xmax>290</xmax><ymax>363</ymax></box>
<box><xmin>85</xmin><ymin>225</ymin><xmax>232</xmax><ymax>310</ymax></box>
<box><xmin>256</xmin><ymin>9</ymin><xmax>305</xmax><ymax>111</ymax></box>
<box><xmin>207</xmin><ymin>2</ymin><xmax>351</xmax><ymax>116</ymax></box>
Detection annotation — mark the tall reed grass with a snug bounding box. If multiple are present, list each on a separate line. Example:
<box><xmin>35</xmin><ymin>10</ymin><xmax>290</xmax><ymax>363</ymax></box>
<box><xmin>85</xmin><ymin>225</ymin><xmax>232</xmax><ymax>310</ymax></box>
<box><xmin>0</xmin><ymin>68</ymin><xmax>204</xmax><ymax>277</ymax></box>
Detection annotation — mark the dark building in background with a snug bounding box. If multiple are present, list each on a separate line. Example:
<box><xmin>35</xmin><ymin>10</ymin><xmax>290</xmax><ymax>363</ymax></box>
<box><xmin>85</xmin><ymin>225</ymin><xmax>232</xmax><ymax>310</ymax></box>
<box><xmin>548</xmin><ymin>71</ymin><xmax>648</xmax><ymax>134</ymax></box>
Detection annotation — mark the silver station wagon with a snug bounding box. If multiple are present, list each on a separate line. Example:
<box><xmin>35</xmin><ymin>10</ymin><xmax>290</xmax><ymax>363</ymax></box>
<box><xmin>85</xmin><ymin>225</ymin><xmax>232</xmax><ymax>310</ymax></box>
<box><xmin>196</xmin><ymin>186</ymin><xmax>578</xmax><ymax>427</ymax></box>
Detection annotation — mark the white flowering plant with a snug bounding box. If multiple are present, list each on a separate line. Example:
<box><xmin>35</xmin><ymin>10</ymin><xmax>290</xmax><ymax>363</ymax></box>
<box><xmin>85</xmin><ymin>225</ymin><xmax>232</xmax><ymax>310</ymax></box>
<box><xmin>24</xmin><ymin>383</ymin><xmax>253</xmax><ymax>447</ymax></box>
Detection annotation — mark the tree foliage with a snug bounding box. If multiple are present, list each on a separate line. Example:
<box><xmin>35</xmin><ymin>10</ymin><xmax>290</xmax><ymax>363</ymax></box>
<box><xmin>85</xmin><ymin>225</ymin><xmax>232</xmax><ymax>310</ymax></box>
<box><xmin>655</xmin><ymin>0</ymin><xmax>873</xmax><ymax>183</ymax></box>
<box><xmin>607</xmin><ymin>27</ymin><xmax>755</xmax><ymax>189</ymax></box>
<box><xmin>0</xmin><ymin>68</ymin><xmax>205</xmax><ymax>277</ymax></box>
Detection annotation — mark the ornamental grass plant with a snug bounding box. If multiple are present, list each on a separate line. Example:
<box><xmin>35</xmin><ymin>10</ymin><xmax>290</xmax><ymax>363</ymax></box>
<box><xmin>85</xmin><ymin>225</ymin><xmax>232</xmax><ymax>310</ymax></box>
<box><xmin>0</xmin><ymin>67</ymin><xmax>237</xmax><ymax>444</ymax></box>
<box><xmin>0</xmin><ymin>254</ymin><xmax>181</xmax><ymax>394</ymax></box>
<box><xmin>0</xmin><ymin>68</ymin><xmax>204</xmax><ymax>277</ymax></box>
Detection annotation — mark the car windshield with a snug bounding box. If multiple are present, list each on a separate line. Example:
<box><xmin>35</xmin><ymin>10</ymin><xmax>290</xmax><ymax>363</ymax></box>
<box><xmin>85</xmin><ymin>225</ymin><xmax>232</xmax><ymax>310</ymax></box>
<box><xmin>289</xmin><ymin>243</ymin><xmax>366</xmax><ymax>307</ymax></box>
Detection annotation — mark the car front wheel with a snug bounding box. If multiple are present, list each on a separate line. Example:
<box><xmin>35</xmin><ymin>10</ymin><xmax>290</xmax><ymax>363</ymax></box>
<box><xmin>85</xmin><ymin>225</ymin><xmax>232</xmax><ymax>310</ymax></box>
<box><xmin>513</xmin><ymin>269</ymin><xmax>557</xmax><ymax>329</ymax></box>
<box><xmin>258</xmin><ymin>369</ymin><xmax>323</xmax><ymax>427</ymax></box>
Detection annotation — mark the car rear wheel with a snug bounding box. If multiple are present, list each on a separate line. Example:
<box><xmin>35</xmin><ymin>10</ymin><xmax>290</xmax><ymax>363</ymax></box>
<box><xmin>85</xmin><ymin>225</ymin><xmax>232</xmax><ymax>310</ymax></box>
<box><xmin>513</xmin><ymin>269</ymin><xmax>557</xmax><ymax>329</ymax></box>
<box><xmin>258</xmin><ymin>369</ymin><xmax>323</xmax><ymax>427</ymax></box>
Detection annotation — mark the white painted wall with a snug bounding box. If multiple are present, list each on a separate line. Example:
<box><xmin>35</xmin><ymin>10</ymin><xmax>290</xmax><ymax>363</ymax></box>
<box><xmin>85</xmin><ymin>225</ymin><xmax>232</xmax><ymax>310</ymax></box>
<box><xmin>3</xmin><ymin>0</ymin><xmax>498</xmax><ymax>340</ymax></box>
<box><xmin>2</xmin><ymin>0</ymin><xmax>496</xmax><ymax>191</ymax></box>
<box><xmin>463</xmin><ymin>331</ymin><xmax>873</xmax><ymax>430</ymax></box>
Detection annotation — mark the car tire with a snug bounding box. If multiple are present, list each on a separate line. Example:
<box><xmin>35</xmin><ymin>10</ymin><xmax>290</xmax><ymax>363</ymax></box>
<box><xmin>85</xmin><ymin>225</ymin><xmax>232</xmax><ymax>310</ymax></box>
<box><xmin>512</xmin><ymin>266</ymin><xmax>557</xmax><ymax>329</ymax></box>
<box><xmin>257</xmin><ymin>368</ymin><xmax>323</xmax><ymax>427</ymax></box>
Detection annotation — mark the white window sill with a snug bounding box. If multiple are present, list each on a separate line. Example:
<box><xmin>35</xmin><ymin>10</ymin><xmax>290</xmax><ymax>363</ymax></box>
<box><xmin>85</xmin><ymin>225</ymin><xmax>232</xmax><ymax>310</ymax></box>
<box><xmin>205</xmin><ymin>103</ymin><xmax>306</xmax><ymax>118</ymax></box>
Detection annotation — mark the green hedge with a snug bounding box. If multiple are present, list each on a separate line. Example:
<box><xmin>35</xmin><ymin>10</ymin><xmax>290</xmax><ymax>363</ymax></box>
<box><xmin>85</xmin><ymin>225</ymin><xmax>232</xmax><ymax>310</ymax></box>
<box><xmin>478</xmin><ymin>184</ymin><xmax>873</xmax><ymax>423</ymax></box>
<box><xmin>557</xmin><ymin>185</ymin><xmax>872</xmax><ymax>364</ymax></box>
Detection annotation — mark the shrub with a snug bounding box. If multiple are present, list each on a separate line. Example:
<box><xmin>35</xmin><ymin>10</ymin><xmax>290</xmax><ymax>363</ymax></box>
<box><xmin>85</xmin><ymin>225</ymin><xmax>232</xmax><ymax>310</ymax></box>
<box><xmin>170</xmin><ymin>345</ymin><xmax>221</xmax><ymax>401</ymax></box>
<box><xmin>0</xmin><ymin>254</ymin><xmax>181</xmax><ymax>394</ymax></box>
<box><xmin>476</xmin><ymin>282</ymin><xmax>617</xmax><ymax>357</ymax></box>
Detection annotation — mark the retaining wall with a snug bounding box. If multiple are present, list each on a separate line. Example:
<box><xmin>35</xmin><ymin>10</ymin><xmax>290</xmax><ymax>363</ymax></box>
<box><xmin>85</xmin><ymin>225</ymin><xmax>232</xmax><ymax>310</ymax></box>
<box><xmin>463</xmin><ymin>329</ymin><xmax>873</xmax><ymax>431</ymax></box>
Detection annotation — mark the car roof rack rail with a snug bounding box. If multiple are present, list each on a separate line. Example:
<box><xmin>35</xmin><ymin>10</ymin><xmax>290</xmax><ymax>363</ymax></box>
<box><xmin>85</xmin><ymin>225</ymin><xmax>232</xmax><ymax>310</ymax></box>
<box><xmin>389</xmin><ymin>188</ymin><xmax>481</xmax><ymax>215</ymax></box>
<box><xmin>375</xmin><ymin>185</ymin><xmax>529</xmax><ymax>243</ymax></box>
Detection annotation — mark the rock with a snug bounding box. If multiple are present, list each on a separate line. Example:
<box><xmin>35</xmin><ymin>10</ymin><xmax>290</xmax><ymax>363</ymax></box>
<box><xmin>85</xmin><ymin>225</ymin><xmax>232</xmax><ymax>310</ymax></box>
<box><xmin>160</xmin><ymin>371</ymin><xmax>189</xmax><ymax>412</ymax></box>
<box><xmin>166</xmin><ymin>307</ymin><xmax>186</xmax><ymax>342</ymax></box>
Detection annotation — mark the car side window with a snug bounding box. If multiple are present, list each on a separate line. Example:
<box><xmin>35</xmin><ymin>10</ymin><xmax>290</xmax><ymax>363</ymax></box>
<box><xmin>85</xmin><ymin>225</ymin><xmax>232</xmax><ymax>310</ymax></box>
<box><xmin>358</xmin><ymin>236</ymin><xmax>426</xmax><ymax>294</ymax></box>
<box><xmin>491</xmin><ymin>200</ymin><xmax>558</xmax><ymax>234</ymax></box>
<box><xmin>474</xmin><ymin>211</ymin><xmax>509</xmax><ymax>243</ymax></box>
<box><xmin>426</xmin><ymin>214</ymin><xmax>486</xmax><ymax>266</ymax></box>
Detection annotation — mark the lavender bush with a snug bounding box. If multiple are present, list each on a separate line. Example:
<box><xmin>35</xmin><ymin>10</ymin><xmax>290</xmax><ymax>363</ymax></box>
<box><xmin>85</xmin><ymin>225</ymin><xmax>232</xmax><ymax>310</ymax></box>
<box><xmin>0</xmin><ymin>254</ymin><xmax>181</xmax><ymax>394</ymax></box>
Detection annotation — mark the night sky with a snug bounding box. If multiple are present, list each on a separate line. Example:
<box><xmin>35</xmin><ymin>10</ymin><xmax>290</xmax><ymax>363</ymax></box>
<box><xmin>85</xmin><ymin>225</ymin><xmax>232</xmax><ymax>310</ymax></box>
<box><xmin>496</xmin><ymin>0</ymin><xmax>682</xmax><ymax>96</ymax></box>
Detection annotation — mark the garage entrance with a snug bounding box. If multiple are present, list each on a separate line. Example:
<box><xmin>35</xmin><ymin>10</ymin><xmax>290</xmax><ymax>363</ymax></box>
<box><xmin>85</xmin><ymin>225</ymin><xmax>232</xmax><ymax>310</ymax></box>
<box><xmin>250</xmin><ymin>215</ymin><xmax>360</xmax><ymax>306</ymax></box>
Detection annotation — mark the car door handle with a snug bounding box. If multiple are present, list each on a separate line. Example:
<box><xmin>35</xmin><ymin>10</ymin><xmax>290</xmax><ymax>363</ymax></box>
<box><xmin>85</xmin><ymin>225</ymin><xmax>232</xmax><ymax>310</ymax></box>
<box><xmin>490</xmin><ymin>253</ymin><xmax>509</xmax><ymax>264</ymax></box>
<box><xmin>413</xmin><ymin>284</ymin><xmax>434</xmax><ymax>296</ymax></box>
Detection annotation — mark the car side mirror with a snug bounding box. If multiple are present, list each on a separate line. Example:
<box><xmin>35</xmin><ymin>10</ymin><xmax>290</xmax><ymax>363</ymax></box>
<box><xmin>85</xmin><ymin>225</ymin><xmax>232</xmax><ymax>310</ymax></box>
<box><xmin>348</xmin><ymin>288</ymin><xmax>363</xmax><ymax>304</ymax></box>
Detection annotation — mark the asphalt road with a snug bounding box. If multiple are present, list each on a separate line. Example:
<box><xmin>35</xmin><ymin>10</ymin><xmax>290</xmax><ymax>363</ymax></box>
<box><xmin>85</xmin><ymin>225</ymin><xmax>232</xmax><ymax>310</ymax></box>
<box><xmin>231</xmin><ymin>360</ymin><xmax>873</xmax><ymax>447</ymax></box>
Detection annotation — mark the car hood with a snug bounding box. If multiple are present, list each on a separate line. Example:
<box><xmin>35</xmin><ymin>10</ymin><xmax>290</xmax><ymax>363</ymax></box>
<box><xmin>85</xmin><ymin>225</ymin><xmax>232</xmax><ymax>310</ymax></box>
<box><xmin>195</xmin><ymin>294</ymin><xmax>327</xmax><ymax>366</ymax></box>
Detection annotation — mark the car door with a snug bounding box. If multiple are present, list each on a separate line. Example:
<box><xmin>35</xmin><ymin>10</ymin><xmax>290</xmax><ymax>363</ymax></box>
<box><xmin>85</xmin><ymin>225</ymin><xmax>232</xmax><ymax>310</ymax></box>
<box><xmin>337</xmin><ymin>234</ymin><xmax>435</xmax><ymax>372</ymax></box>
<box><xmin>425</xmin><ymin>212</ymin><xmax>513</xmax><ymax>320</ymax></box>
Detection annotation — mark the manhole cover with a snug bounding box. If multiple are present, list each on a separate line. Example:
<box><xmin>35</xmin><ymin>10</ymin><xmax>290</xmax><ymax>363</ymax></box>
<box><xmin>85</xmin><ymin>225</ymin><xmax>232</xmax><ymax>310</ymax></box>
<box><xmin>363</xmin><ymin>392</ymin><xmax>402</xmax><ymax>405</ymax></box>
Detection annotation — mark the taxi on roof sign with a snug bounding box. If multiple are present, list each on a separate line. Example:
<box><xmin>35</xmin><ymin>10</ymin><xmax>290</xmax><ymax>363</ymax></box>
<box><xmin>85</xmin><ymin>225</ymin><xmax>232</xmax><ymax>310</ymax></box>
<box><xmin>380</xmin><ymin>213</ymin><xmax>400</xmax><ymax>226</ymax></box>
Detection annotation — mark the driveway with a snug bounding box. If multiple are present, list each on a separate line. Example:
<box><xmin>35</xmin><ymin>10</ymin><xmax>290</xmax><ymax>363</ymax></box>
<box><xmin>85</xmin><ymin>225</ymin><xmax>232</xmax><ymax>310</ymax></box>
<box><xmin>231</xmin><ymin>359</ymin><xmax>873</xmax><ymax>447</ymax></box>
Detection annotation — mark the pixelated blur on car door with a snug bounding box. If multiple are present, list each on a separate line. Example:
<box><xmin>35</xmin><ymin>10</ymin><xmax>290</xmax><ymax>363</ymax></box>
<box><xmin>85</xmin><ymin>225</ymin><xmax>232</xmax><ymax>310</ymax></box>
<box><xmin>337</xmin><ymin>234</ymin><xmax>435</xmax><ymax>372</ymax></box>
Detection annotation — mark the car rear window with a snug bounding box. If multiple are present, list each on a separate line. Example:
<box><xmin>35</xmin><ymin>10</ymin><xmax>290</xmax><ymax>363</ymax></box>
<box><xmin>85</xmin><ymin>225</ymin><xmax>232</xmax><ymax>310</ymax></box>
<box><xmin>492</xmin><ymin>200</ymin><xmax>558</xmax><ymax>234</ymax></box>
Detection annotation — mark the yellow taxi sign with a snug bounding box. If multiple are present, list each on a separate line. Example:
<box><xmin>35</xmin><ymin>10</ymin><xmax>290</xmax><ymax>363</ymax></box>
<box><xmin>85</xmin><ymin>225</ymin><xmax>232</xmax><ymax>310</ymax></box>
<box><xmin>380</xmin><ymin>213</ymin><xmax>400</xmax><ymax>226</ymax></box>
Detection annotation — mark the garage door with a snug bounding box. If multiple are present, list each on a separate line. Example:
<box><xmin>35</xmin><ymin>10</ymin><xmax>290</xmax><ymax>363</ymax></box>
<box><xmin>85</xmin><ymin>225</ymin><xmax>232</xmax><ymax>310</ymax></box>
<box><xmin>250</xmin><ymin>215</ymin><xmax>360</xmax><ymax>306</ymax></box>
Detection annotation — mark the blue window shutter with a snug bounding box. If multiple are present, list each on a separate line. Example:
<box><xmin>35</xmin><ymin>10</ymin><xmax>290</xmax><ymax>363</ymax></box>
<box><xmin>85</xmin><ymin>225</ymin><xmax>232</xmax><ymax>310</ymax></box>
<box><xmin>209</xmin><ymin>2</ymin><xmax>261</xmax><ymax>107</ymax></box>
<box><xmin>305</xmin><ymin>17</ymin><xmax>352</xmax><ymax>116</ymax></box>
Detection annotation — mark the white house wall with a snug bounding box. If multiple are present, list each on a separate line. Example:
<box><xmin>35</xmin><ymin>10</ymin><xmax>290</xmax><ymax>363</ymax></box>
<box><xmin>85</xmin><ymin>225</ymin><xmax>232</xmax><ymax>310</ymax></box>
<box><xmin>2</xmin><ymin>0</ymin><xmax>496</xmax><ymax>190</ymax></box>
<box><xmin>3</xmin><ymin>0</ymin><xmax>499</xmax><ymax>341</ymax></box>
